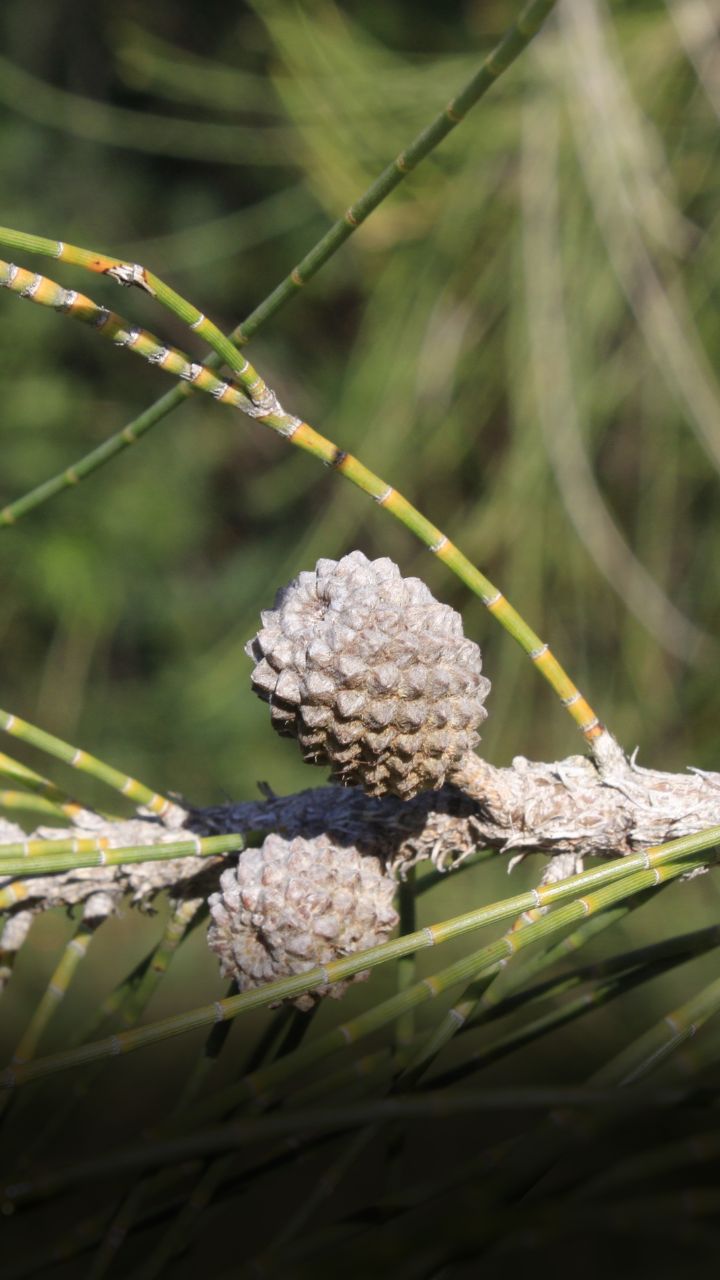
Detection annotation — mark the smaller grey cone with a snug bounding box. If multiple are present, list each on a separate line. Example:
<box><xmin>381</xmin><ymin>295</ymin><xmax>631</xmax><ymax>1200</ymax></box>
<box><xmin>207</xmin><ymin>833</ymin><xmax>399</xmax><ymax>1010</ymax></box>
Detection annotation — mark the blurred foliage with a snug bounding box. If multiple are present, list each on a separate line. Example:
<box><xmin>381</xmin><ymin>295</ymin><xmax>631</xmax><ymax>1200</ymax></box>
<box><xmin>1</xmin><ymin>1</ymin><xmax>720</xmax><ymax>1271</ymax></box>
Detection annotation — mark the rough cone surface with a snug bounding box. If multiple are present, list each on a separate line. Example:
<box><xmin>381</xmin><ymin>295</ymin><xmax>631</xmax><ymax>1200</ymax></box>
<box><xmin>207</xmin><ymin>832</ymin><xmax>399</xmax><ymax>1009</ymax></box>
<box><xmin>246</xmin><ymin>551</ymin><xmax>490</xmax><ymax>798</ymax></box>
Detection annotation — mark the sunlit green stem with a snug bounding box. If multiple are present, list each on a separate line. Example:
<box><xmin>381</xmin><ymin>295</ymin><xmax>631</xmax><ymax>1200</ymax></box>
<box><xmin>0</xmin><ymin>791</ymin><xmax>68</xmax><ymax>820</ymax></box>
<box><xmin>119</xmin><ymin>898</ymin><xmax>206</xmax><ymax>1027</ymax></box>
<box><xmin>0</xmin><ymin>750</ymin><xmax>93</xmax><ymax>820</ymax></box>
<box><xmin>0</xmin><ymin>230</ymin><xmax>255</xmax><ymax>390</ymax></box>
<box><xmin>0</xmin><ymin>832</ymin><xmax>247</xmax><ymax>889</ymax></box>
<box><xmin>0</xmin><ymin>707</ymin><xmax>181</xmax><ymax>819</ymax></box>
<box><xmin>471</xmin><ymin>903</ymin><xmax>636</xmax><ymax>1021</ymax></box>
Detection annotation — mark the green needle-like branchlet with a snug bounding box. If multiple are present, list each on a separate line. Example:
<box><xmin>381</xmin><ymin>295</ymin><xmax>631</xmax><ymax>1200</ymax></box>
<box><xmin>0</xmin><ymin>5</ymin><xmax>604</xmax><ymax>745</ymax></box>
<box><xmin>0</xmin><ymin>750</ymin><xmax>91</xmax><ymax>820</ymax></box>
<box><xmin>2</xmin><ymin>826</ymin><xmax>717</xmax><ymax>1101</ymax></box>
<box><xmin>0</xmin><ymin>256</ymin><xmax>604</xmax><ymax>745</ymax></box>
<box><xmin>0</xmin><ymin>831</ymin><xmax>247</xmax><ymax>893</ymax></box>
<box><xmin>0</xmin><ymin>707</ymin><xmax>180</xmax><ymax>819</ymax></box>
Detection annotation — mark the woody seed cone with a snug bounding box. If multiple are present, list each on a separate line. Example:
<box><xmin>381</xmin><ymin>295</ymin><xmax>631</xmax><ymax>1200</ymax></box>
<box><xmin>246</xmin><ymin>551</ymin><xmax>490</xmax><ymax>798</ymax></box>
<box><xmin>207</xmin><ymin>833</ymin><xmax>398</xmax><ymax>1009</ymax></box>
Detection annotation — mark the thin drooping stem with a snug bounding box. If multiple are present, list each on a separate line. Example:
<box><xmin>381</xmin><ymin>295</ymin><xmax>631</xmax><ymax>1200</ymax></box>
<box><xmin>2</xmin><ymin>826</ymin><xmax>716</xmax><ymax>1099</ymax></box>
<box><xmin>0</xmin><ymin>261</ymin><xmax>604</xmax><ymax>745</ymax></box>
<box><xmin>0</xmin><ymin>707</ymin><xmax>181</xmax><ymax>820</ymax></box>
<box><xmin>0</xmin><ymin>52</ymin><xmax>292</xmax><ymax>166</ymax></box>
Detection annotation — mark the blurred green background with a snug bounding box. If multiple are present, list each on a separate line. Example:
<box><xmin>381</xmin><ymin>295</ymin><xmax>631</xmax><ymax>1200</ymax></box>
<box><xmin>2</xmin><ymin>1</ymin><xmax>720</xmax><ymax>1270</ymax></box>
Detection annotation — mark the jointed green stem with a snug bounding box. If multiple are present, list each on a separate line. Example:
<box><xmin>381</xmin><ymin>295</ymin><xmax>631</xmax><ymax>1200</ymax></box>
<box><xmin>0</xmin><ymin>791</ymin><xmax>69</xmax><ymax>820</ymax></box>
<box><xmin>236</xmin><ymin>0</ymin><xmax>559</xmax><ymax>341</ymax></box>
<box><xmin>12</xmin><ymin>901</ymin><xmax>208</xmax><ymax>1181</ymax></box>
<box><xmin>0</xmin><ymin>5</ymin><xmax>598</xmax><ymax>740</ymax></box>
<box><xmin>593</xmin><ymin>969</ymin><xmax>720</xmax><ymax>1087</ymax></box>
<box><xmin>208</xmin><ymin>862</ymin><xmax>696</xmax><ymax>1128</ymax></box>
<box><xmin>2</xmin><ymin>826</ymin><xmax>717</xmax><ymax>1099</ymax></box>
<box><xmin>476</xmin><ymin>903</ymin><xmax>637</xmax><ymax>1018</ymax></box>
<box><xmin>400</xmin><ymin>885</ymin><xmax>670</xmax><ymax>1084</ymax></box>
<box><xmin>0</xmin><ymin>917</ymin><xmax>98</xmax><ymax>1125</ymax></box>
<box><xmin>119</xmin><ymin>898</ymin><xmax>205</xmax><ymax>1028</ymax></box>
<box><xmin>432</xmin><ymin>923</ymin><xmax>720</xmax><ymax>1090</ymax></box>
<box><xmin>0</xmin><ymin>750</ymin><xmax>92</xmax><ymax>821</ymax></box>
<box><xmin>0</xmin><ymin>258</ymin><xmax>603</xmax><ymax>743</ymax></box>
<box><xmin>0</xmin><ymin>707</ymin><xmax>181</xmax><ymax>820</ymax></box>
<box><xmin>0</xmin><ymin>832</ymin><xmax>247</xmax><ymax>900</ymax></box>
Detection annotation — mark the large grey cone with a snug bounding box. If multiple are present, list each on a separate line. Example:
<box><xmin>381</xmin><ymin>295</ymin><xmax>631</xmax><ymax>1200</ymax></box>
<box><xmin>246</xmin><ymin>551</ymin><xmax>491</xmax><ymax>799</ymax></box>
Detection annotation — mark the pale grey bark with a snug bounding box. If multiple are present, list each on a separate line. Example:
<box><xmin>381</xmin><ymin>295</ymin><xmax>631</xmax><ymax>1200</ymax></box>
<box><xmin>2</xmin><ymin>733</ymin><xmax>719</xmax><ymax>979</ymax></box>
